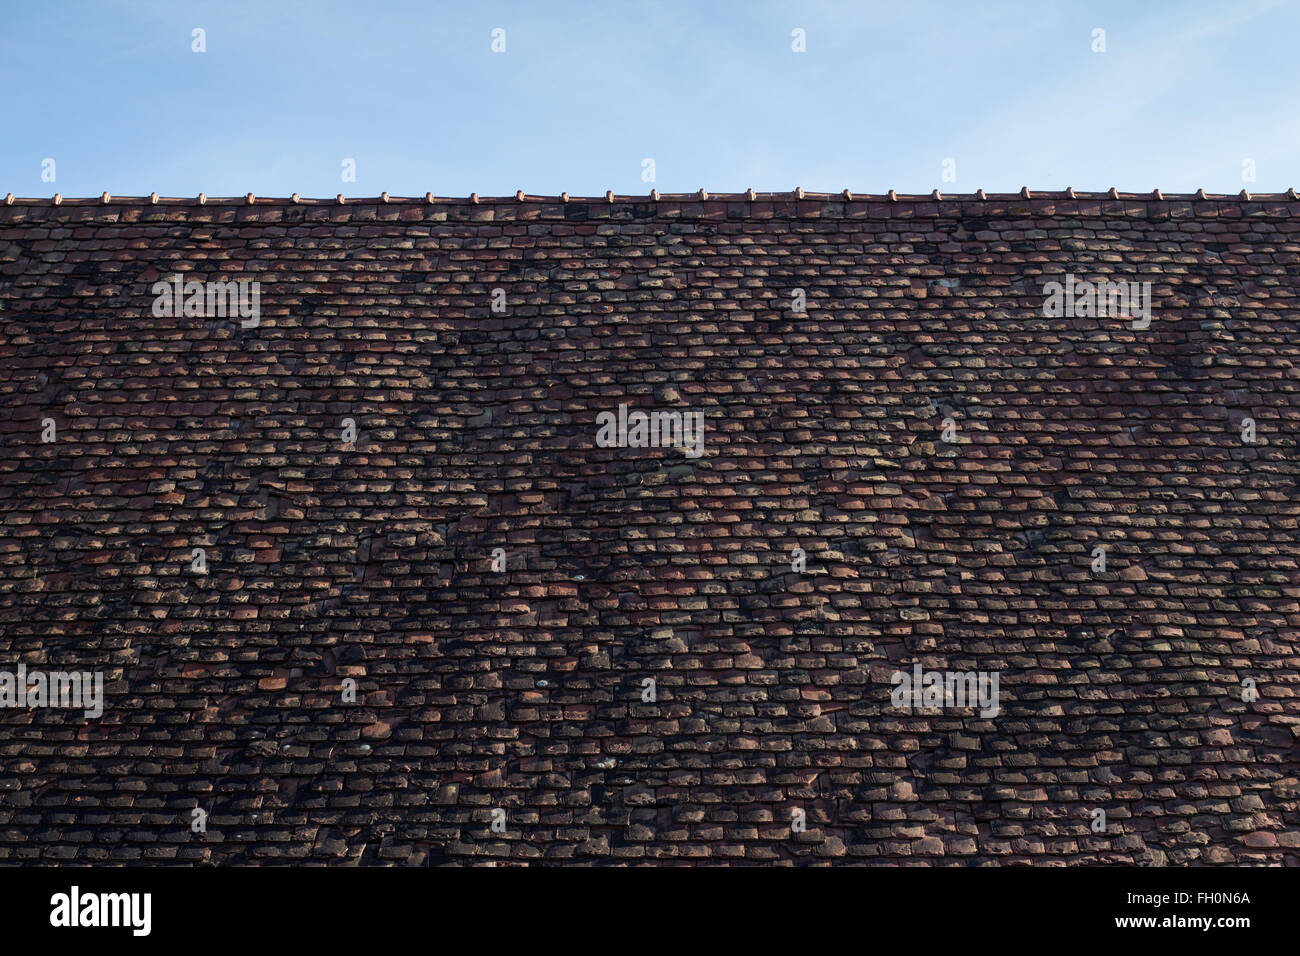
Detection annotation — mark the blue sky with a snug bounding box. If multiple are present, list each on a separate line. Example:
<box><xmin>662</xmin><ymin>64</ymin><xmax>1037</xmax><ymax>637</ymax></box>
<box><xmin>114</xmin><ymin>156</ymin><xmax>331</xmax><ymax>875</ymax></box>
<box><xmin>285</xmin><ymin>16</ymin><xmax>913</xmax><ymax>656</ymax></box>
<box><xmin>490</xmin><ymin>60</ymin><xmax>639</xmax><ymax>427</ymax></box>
<box><xmin>2</xmin><ymin>0</ymin><xmax>1297</xmax><ymax>197</ymax></box>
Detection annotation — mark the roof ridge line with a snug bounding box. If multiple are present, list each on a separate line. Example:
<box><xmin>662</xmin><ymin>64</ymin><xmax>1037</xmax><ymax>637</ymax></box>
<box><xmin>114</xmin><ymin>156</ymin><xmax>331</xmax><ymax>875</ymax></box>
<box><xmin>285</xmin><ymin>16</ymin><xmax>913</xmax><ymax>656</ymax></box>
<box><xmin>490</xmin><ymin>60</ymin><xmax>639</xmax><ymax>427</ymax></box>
<box><xmin>4</xmin><ymin>189</ymin><xmax>1299</xmax><ymax>206</ymax></box>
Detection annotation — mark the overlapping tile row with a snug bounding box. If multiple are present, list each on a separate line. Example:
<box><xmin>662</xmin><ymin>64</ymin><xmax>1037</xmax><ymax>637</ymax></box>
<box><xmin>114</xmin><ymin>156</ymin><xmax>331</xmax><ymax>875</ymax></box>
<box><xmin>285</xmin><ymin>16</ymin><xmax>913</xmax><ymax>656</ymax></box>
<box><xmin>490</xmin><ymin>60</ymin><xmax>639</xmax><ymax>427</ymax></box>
<box><xmin>0</xmin><ymin>195</ymin><xmax>1296</xmax><ymax>865</ymax></box>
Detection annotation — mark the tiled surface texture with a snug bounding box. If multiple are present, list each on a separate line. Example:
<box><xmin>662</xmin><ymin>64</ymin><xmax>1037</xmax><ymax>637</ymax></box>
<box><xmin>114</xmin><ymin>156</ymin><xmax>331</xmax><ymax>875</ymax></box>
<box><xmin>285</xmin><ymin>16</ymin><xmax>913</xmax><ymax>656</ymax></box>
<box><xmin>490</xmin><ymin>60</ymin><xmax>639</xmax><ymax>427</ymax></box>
<box><xmin>0</xmin><ymin>193</ymin><xmax>1296</xmax><ymax>864</ymax></box>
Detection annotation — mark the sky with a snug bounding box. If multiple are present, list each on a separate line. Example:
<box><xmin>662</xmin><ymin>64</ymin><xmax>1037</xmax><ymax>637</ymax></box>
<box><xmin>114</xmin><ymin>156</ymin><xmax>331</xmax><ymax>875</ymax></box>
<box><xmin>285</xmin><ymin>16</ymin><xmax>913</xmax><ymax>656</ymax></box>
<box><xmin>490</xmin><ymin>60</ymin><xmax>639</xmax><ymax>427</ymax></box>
<box><xmin>2</xmin><ymin>0</ymin><xmax>1298</xmax><ymax>198</ymax></box>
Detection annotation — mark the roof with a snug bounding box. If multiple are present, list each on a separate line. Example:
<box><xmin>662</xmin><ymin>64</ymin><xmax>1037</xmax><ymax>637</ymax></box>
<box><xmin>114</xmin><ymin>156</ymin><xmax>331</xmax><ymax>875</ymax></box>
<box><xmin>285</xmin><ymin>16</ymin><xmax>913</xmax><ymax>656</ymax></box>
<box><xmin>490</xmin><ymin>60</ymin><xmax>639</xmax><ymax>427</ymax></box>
<box><xmin>0</xmin><ymin>192</ymin><xmax>1297</xmax><ymax>864</ymax></box>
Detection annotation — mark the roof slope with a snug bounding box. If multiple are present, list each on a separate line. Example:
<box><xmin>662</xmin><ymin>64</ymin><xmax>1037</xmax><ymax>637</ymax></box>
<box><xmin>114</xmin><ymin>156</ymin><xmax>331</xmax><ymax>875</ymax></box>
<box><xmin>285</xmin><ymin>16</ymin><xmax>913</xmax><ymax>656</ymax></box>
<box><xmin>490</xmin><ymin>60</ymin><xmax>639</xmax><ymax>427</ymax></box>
<box><xmin>0</xmin><ymin>193</ymin><xmax>1297</xmax><ymax>865</ymax></box>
